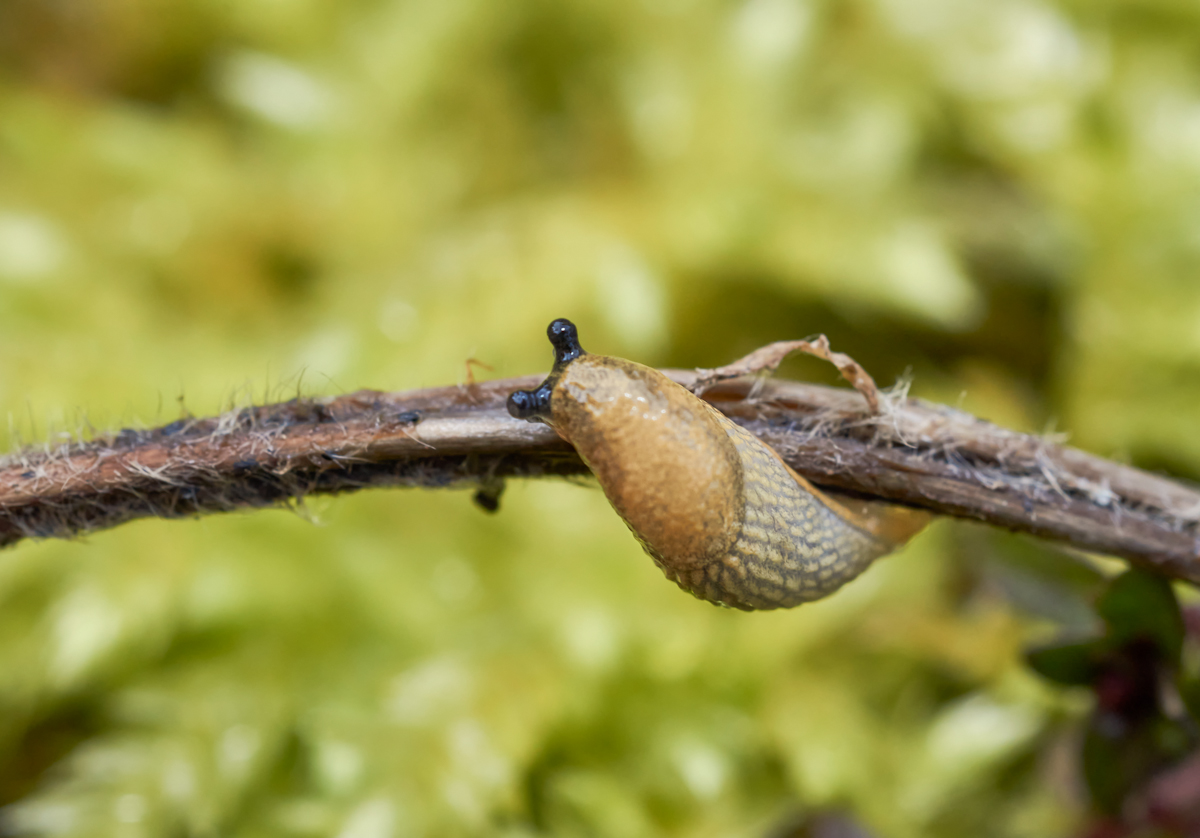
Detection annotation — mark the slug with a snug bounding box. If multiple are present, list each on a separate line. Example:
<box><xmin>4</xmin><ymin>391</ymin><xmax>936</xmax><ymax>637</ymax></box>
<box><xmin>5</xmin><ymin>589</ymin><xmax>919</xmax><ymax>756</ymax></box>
<box><xmin>507</xmin><ymin>319</ymin><xmax>928</xmax><ymax>611</ymax></box>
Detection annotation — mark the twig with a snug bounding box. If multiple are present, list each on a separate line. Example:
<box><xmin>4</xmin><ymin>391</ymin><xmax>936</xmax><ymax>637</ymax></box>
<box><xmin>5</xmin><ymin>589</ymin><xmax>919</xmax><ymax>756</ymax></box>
<box><xmin>0</xmin><ymin>370</ymin><xmax>1198</xmax><ymax>583</ymax></box>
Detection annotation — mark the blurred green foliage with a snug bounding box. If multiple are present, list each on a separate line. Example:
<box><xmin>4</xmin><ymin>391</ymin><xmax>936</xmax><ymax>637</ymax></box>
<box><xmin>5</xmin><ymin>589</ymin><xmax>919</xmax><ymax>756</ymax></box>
<box><xmin>1029</xmin><ymin>571</ymin><xmax>1197</xmax><ymax>821</ymax></box>
<box><xmin>0</xmin><ymin>0</ymin><xmax>1198</xmax><ymax>835</ymax></box>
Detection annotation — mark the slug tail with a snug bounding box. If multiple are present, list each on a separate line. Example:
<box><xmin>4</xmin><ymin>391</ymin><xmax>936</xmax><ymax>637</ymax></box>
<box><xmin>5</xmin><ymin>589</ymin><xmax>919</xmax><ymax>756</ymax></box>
<box><xmin>762</xmin><ymin>440</ymin><xmax>930</xmax><ymax>549</ymax></box>
<box><xmin>818</xmin><ymin>495</ymin><xmax>931</xmax><ymax>548</ymax></box>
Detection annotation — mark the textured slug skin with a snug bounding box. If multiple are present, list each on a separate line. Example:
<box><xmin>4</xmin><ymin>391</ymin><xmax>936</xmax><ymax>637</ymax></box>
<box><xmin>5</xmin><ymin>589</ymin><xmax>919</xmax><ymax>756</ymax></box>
<box><xmin>509</xmin><ymin>320</ymin><xmax>927</xmax><ymax>611</ymax></box>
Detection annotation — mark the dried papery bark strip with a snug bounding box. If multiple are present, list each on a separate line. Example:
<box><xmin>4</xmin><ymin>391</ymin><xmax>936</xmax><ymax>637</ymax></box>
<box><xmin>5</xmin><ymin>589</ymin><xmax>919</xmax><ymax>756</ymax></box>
<box><xmin>694</xmin><ymin>335</ymin><xmax>882</xmax><ymax>412</ymax></box>
<box><xmin>0</xmin><ymin>371</ymin><xmax>1197</xmax><ymax>582</ymax></box>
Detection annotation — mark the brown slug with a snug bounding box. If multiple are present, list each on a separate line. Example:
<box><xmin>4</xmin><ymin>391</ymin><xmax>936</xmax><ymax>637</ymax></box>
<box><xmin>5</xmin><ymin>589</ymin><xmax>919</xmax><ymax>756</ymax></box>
<box><xmin>507</xmin><ymin>319</ymin><xmax>928</xmax><ymax>611</ymax></box>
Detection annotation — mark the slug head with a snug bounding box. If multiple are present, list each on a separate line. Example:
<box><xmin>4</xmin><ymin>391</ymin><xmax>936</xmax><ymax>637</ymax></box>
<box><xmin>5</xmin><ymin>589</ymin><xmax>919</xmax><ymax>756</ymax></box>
<box><xmin>507</xmin><ymin>318</ymin><xmax>585</xmax><ymax>424</ymax></box>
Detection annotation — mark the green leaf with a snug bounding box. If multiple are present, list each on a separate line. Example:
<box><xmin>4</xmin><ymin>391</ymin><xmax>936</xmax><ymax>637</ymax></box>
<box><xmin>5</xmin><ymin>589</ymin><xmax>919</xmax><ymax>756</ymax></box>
<box><xmin>1082</xmin><ymin>715</ymin><xmax>1165</xmax><ymax>815</ymax></box>
<box><xmin>1178</xmin><ymin>677</ymin><xmax>1200</xmax><ymax>723</ymax></box>
<box><xmin>1025</xmin><ymin>639</ymin><xmax>1107</xmax><ymax>686</ymax></box>
<box><xmin>1096</xmin><ymin>570</ymin><xmax>1184</xmax><ymax>665</ymax></box>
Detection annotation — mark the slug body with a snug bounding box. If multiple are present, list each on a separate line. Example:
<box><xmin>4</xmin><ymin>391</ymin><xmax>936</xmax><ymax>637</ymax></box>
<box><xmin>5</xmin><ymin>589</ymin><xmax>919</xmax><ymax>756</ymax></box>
<box><xmin>508</xmin><ymin>319</ymin><xmax>926</xmax><ymax>611</ymax></box>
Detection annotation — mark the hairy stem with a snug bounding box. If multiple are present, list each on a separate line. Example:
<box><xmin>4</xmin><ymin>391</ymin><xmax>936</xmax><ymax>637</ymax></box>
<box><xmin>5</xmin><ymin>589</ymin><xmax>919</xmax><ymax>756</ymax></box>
<box><xmin>2</xmin><ymin>371</ymin><xmax>1198</xmax><ymax>582</ymax></box>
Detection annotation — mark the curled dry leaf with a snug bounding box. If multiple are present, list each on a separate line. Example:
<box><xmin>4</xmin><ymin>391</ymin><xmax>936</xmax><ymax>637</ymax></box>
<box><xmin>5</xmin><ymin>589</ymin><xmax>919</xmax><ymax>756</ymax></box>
<box><xmin>692</xmin><ymin>336</ymin><xmax>882</xmax><ymax>414</ymax></box>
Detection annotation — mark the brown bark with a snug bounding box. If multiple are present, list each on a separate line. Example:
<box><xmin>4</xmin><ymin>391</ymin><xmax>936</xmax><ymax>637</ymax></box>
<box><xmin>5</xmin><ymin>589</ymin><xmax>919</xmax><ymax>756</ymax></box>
<box><xmin>0</xmin><ymin>371</ymin><xmax>1197</xmax><ymax>582</ymax></box>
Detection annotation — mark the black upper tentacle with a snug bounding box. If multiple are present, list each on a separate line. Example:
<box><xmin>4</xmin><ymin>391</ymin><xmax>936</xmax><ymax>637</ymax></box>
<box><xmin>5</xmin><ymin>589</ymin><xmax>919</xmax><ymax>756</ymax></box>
<box><xmin>547</xmin><ymin>318</ymin><xmax>584</xmax><ymax>367</ymax></box>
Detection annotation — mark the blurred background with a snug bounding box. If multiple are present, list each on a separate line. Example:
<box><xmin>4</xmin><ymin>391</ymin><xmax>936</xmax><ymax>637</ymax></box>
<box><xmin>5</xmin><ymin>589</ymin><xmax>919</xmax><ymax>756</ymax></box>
<box><xmin>0</xmin><ymin>0</ymin><xmax>1199</xmax><ymax>835</ymax></box>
